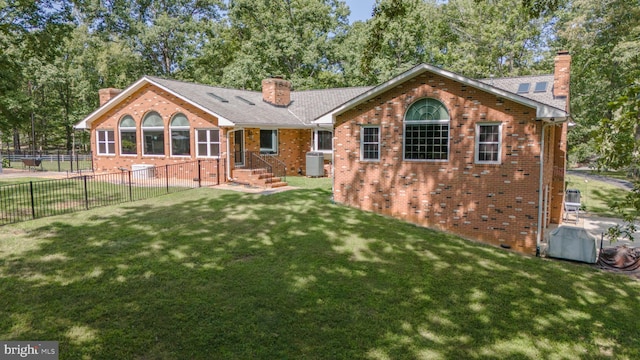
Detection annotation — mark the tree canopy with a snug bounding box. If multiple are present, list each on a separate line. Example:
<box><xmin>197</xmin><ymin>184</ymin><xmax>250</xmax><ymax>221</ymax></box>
<box><xmin>0</xmin><ymin>0</ymin><xmax>637</xmax><ymax>172</ymax></box>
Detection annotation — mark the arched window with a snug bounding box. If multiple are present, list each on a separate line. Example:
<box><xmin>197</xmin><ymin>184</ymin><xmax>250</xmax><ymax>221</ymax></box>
<box><xmin>142</xmin><ymin>112</ymin><xmax>165</xmax><ymax>156</ymax></box>
<box><xmin>119</xmin><ymin>115</ymin><xmax>137</xmax><ymax>155</ymax></box>
<box><xmin>403</xmin><ymin>98</ymin><xmax>450</xmax><ymax>161</ymax></box>
<box><xmin>170</xmin><ymin>113</ymin><xmax>190</xmax><ymax>156</ymax></box>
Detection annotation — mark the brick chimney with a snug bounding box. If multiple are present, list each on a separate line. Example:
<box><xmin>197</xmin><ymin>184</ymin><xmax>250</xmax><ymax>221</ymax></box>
<box><xmin>553</xmin><ymin>50</ymin><xmax>571</xmax><ymax>109</ymax></box>
<box><xmin>262</xmin><ymin>77</ymin><xmax>291</xmax><ymax>107</ymax></box>
<box><xmin>98</xmin><ymin>88</ymin><xmax>122</xmax><ymax>106</ymax></box>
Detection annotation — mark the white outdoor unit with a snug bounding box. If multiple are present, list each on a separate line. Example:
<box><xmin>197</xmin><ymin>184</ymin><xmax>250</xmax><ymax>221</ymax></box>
<box><xmin>132</xmin><ymin>164</ymin><xmax>155</xmax><ymax>179</ymax></box>
<box><xmin>306</xmin><ymin>152</ymin><xmax>325</xmax><ymax>177</ymax></box>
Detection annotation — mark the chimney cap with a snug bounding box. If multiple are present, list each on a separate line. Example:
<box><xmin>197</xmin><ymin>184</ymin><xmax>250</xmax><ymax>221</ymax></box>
<box><xmin>556</xmin><ymin>50</ymin><xmax>570</xmax><ymax>56</ymax></box>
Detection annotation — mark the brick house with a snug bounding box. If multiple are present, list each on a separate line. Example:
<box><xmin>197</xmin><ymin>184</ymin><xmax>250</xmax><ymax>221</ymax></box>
<box><xmin>76</xmin><ymin>51</ymin><xmax>570</xmax><ymax>254</ymax></box>
<box><xmin>75</xmin><ymin>77</ymin><xmax>370</xmax><ymax>187</ymax></box>
<box><xmin>317</xmin><ymin>51</ymin><xmax>571</xmax><ymax>255</ymax></box>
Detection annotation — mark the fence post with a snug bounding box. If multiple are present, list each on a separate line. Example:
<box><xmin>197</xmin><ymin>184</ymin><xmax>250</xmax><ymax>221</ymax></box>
<box><xmin>70</xmin><ymin>151</ymin><xmax>74</xmax><ymax>173</ymax></box>
<box><xmin>128</xmin><ymin>170</ymin><xmax>133</xmax><ymax>201</ymax></box>
<box><xmin>165</xmin><ymin>164</ymin><xmax>169</xmax><ymax>193</ymax></box>
<box><xmin>198</xmin><ymin>160</ymin><xmax>202</xmax><ymax>188</ymax></box>
<box><xmin>83</xmin><ymin>175</ymin><xmax>89</xmax><ymax>210</ymax></box>
<box><xmin>57</xmin><ymin>150</ymin><xmax>61</xmax><ymax>172</ymax></box>
<box><xmin>217</xmin><ymin>159</ymin><xmax>220</xmax><ymax>185</ymax></box>
<box><xmin>30</xmin><ymin>181</ymin><xmax>36</xmax><ymax>220</ymax></box>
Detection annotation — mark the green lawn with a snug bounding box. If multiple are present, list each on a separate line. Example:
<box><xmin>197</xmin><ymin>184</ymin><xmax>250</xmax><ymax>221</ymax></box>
<box><xmin>6</xmin><ymin>159</ymin><xmax>93</xmax><ymax>172</ymax></box>
<box><xmin>1</xmin><ymin>184</ymin><xmax>639</xmax><ymax>359</ymax></box>
<box><xmin>566</xmin><ymin>174</ymin><xmax>636</xmax><ymax>218</ymax></box>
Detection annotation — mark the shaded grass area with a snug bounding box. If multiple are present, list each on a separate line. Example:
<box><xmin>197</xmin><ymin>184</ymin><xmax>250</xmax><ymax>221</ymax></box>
<box><xmin>1</xmin><ymin>187</ymin><xmax>639</xmax><ymax>359</ymax></box>
<box><xmin>566</xmin><ymin>175</ymin><xmax>636</xmax><ymax>218</ymax></box>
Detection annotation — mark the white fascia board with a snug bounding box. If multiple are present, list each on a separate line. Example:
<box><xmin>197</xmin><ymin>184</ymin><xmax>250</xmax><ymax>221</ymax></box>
<box><xmin>73</xmin><ymin>76</ymin><xmax>237</xmax><ymax>130</ymax></box>
<box><xmin>73</xmin><ymin>77</ymin><xmax>150</xmax><ymax>130</ymax></box>
<box><xmin>315</xmin><ymin>113</ymin><xmax>334</xmax><ymax>125</ymax></box>
<box><xmin>233</xmin><ymin>123</ymin><xmax>312</xmax><ymax>129</ymax></box>
<box><xmin>315</xmin><ymin>63</ymin><xmax>569</xmax><ymax>124</ymax></box>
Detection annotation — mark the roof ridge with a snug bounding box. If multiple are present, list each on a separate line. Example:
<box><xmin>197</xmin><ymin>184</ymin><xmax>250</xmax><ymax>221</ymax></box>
<box><xmin>479</xmin><ymin>73</ymin><xmax>553</xmax><ymax>81</ymax></box>
<box><xmin>144</xmin><ymin>75</ymin><xmax>261</xmax><ymax>94</ymax></box>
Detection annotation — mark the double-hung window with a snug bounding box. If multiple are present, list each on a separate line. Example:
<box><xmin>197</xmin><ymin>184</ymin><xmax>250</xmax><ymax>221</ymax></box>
<box><xmin>361</xmin><ymin>126</ymin><xmax>380</xmax><ymax>161</ymax></box>
<box><xmin>403</xmin><ymin>98</ymin><xmax>450</xmax><ymax>161</ymax></box>
<box><xmin>196</xmin><ymin>129</ymin><xmax>220</xmax><ymax>157</ymax></box>
<box><xmin>97</xmin><ymin>129</ymin><xmax>115</xmax><ymax>155</ymax></box>
<box><xmin>119</xmin><ymin>115</ymin><xmax>137</xmax><ymax>155</ymax></box>
<box><xmin>142</xmin><ymin>112</ymin><xmax>165</xmax><ymax>156</ymax></box>
<box><xmin>170</xmin><ymin>113</ymin><xmax>190</xmax><ymax>156</ymax></box>
<box><xmin>314</xmin><ymin>130</ymin><xmax>333</xmax><ymax>152</ymax></box>
<box><xmin>475</xmin><ymin>123</ymin><xmax>502</xmax><ymax>164</ymax></box>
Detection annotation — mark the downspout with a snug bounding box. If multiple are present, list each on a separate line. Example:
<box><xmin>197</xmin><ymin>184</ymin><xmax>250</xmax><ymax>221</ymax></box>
<box><xmin>226</xmin><ymin>129</ymin><xmax>235</xmax><ymax>182</ymax></box>
<box><xmin>536</xmin><ymin>122</ymin><xmax>553</xmax><ymax>256</ymax></box>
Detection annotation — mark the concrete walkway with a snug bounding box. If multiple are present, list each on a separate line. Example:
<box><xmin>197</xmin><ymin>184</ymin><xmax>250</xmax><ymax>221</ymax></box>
<box><xmin>546</xmin><ymin>212</ymin><xmax>640</xmax><ymax>249</ymax></box>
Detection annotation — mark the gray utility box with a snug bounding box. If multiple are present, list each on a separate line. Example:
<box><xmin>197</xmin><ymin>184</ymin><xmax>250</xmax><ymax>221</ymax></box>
<box><xmin>306</xmin><ymin>152</ymin><xmax>325</xmax><ymax>177</ymax></box>
<box><xmin>548</xmin><ymin>226</ymin><xmax>598</xmax><ymax>263</ymax></box>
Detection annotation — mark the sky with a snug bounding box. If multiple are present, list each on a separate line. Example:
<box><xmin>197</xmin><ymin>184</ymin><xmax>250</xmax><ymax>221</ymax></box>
<box><xmin>344</xmin><ymin>0</ymin><xmax>376</xmax><ymax>23</ymax></box>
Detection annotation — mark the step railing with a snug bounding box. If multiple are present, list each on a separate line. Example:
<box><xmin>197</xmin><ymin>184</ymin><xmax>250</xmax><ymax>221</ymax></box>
<box><xmin>246</xmin><ymin>151</ymin><xmax>287</xmax><ymax>183</ymax></box>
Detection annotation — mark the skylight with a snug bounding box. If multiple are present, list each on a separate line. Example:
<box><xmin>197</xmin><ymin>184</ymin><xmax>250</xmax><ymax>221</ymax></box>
<box><xmin>517</xmin><ymin>83</ymin><xmax>530</xmax><ymax>94</ymax></box>
<box><xmin>534</xmin><ymin>81</ymin><xmax>548</xmax><ymax>93</ymax></box>
<box><xmin>235</xmin><ymin>96</ymin><xmax>255</xmax><ymax>105</ymax></box>
<box><xmin>207</xmin><ymin>92</ymin><xmax>228</xmax><ymax>103</ymax></box>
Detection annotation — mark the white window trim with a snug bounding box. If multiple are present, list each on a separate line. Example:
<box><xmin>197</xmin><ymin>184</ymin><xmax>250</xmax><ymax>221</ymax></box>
<box><xmin>313</xmin><ymin>129</ymin><xmax>333</xmax><ymax>153</ymax></box>
<box><xmin>196</xmin><ymin>128</ymin><xmax>221</xmax><ymax>158</ymax></box>
<box><xmin>96</xmin><ymin>129</ymin><xmax>115</xmax><ymax>156</ymax></box>
<box><xmin>475</xmin><ymin>122</ymin><xmax>502</xmax><ymax>164</ymax></box>
<box><xmin>260</xmin><ymin>129</ymin><xmax>278</xmax><ymax>154</ymax></box>
<box><xmin>360</xmin><ymin>126</ymin><xmax>380</xmax><ymax>161</ymax></box>
<box><xmin>170</xmin><ymin>128</ymin><xmax>191</xmax><ymax>157</ymax></box>
<box><xmin>402</xmin><ymin>119</ymin><xmax>450</xmax><ymax>162</ymax></box>
<box><xmin>142</xmin><ymin>127</ymin><xmax>166</xmax><ymax>157</ymax></box>
<box><xmin>119</xmin><ymin>119</ymin><xmax>137</xmax><ymax>156</ymax></box>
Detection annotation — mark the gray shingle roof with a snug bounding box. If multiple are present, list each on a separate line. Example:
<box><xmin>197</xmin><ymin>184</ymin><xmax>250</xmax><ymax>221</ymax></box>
<box><xmin>478</xmin><ymin>74</ymin><xmax>566</xmax><ymax>110</ymax></box>
<box><xmin>76</xmin><ymin>67</ymin><xmax>568</xmax><ymax>130</ymax></box>
<box><xmin>147</xmin><ymin>76</ymin><xmax>372</xmax><ymax>127</ymax></box>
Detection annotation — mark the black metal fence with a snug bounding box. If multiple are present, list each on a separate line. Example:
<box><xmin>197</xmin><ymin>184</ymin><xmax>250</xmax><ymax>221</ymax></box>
<box><xmin>1</xmin><ymin>150</ymin><xmax>93</xmax><ymax>173</ymax></box>
<box><xmin>0</xmin><ymin>159</ymin><xmax>223</xmax><ymax>226</ymax></box>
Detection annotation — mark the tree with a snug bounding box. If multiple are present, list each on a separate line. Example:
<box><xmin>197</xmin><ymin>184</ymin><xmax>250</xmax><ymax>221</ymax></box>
<box><xmin>555</xmin><ymin>0</ymin><xmax>640</xmax><ymax>165</ymax></box>
<box><xmin>442</xmin><ymin>0</ymin><xmax>555</xmax><ymax>78</ymax></box>
<box><xmin>595</xmin><ymin>82</ymin><xmax>640</xmax><ymax>240</ymax></box>
<box><xmin>74</xmin><ymin>0</ymin><xmax>223</xmax><ymax>76</ymax></box>
<box><xmin>359</xmin><ymin>0</ymin><xmax>449</xmax><ymax>84</ymax></box>
<box><xmin>219</xmin><ymin>0</ymin><xmax>351</xmax><ymax>90</ymax></box>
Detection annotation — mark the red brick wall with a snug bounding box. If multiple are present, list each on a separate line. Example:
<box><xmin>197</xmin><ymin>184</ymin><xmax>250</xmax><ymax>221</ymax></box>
<box><xmin>333</xmin><ymin>72</ymin><xmax>549</xmax><ymax>254</ymax></box>
<box><xmin>238</xmin><ymin>128</ymin><xmax>311</xmax><ymax>176</ymax></box>
<box><xmin>90</xmin><ymin>83</ymin><xmax>228</xmax><ymax>174</ymax></box>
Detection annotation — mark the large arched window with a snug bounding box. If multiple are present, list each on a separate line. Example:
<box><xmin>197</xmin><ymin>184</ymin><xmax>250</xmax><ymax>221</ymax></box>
<box><xmin>142</xmin><ymin>111</ymin><xmax>165</xmax><ymax>156</ymax></box>
<box><xmin>170</xmin><ymin>113</ymin><xmax>190</xmax><ymax>156</ymax></box>
<box><xmin>119</xmin><ymin>115</ymin><xmax>137</xmax><ymax>155</ymax></box>
<box><xmin>403</xmin><ymin>98</ymin><xmax>450</xmax><ymax>161</ymax></box>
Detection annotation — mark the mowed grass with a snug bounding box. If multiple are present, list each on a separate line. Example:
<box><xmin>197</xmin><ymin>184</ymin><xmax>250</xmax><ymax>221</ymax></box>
<box><xmin>1</xmin><ymin>183</ymin><xmax>639</xmax><ymax>359</ymax></box>
<box><xmin>566</xmin><ymin>174</ymin><xmax>636</xmax><ymax>218</ymax></box>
